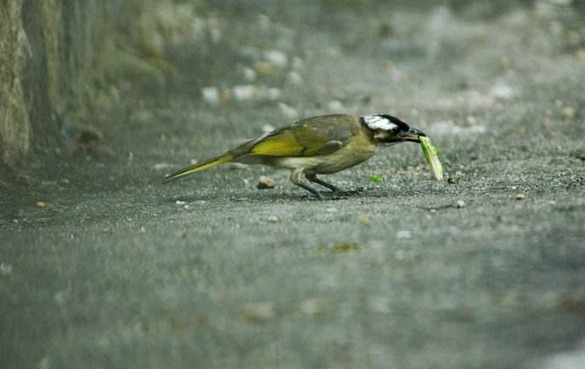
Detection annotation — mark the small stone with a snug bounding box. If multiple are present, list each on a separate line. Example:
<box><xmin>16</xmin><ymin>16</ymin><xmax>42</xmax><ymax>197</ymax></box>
<box><xmin>35</xmin><ymin>201</ymin><xmax>47</xmax><ymax>208</ymax></box>
<box><xmin>515</xmin><ymin>193</ymin><xmax>526</xmax><ymax>200</ymax></box>
<box><xmin>396</xmin><ymin>230</ymin><xmax>412</xmax><ymax>239</ymax></box>
<box><xmin>242</xmin><ymin>302</ymin><xmax>275</xmax><ymax>323</ymax></box>
<box><xmin>266</xmin><ymin>88</ymin><xmax>281</xmax><ymax>101</ymax></box>
<box><xmin>227</xmin><ymin>163</ymin><xmax>247</xmax><ymax>170</ymax></box>
<box><xmin>560</xmin><ymin>107</ymin><xmax>576</xmax><ymax>120</ymax></box>
<box><xmin>54</xmin><ymin>290</ymin><xmax>68</xmax><ymax>305</ymax></box>
<box><xmin>328</xmin><ymin>100</ymin><xmax>344</xmax><ymax>111</ymax></box>
<box><xmin>466</xmin><ymin>115</ymin><xmax>478</xmax><ymax>125</ymax></box>
<box><xmin>0</xmin><ymin>263</ymin><xmax>13</xmax><ymax>276</ymax></box>
<box><xmin>175</xmin><ymin>200</ymin><xmax>187</xmax><ymax>205</ymax></box>
<box><xmin>201</xmin><ymin>87</ymin><xmax>220</xmax><ymax>104</ymax></box>
<box><xmin>278</xmin><ymin>102</ymin><xmax>299</xmax><ymax>119</ymax></box>
<box><xmin>267</xmin><ymin>215</ymin><xmax>281</xmax><ymax>223</ymax></box>
<box><xmin>256</xmin><ymin>176</ymin><xmax>275</xmax><ymax>189</ymax></box>
<box><xmin>153</xmin><ymin>163</ymin><xmax>174</xmax><ymax>171</ymax></box>
<box><xmin>456</xmin><ymin>200</ymin><xmax>466</xmax><ymax>208</ymax></box>
<box><xmin>286</xmin><ymin>71</ymin><xmax>302</xmax><ymax>85</ymax></box>
<box><xmin>254</xmin><ymin>61</ymin><xmax>273</xmax><ymax>77</ymax></box>
<box><xmin>264</xmin><ymin>50</ymin><xmax>288</xmax><ymax>67</ymax></box>
<box><xmin>232</xmin><ymin>84</ymin><xmax>257</xmax><ymax>101</ymax></box>
<box><xmin>242</xmin><ymin>66</ymin><xmax>256</xmax><ymax>82</ymax></box>
<box><xmin>490</xmin><ymin>82</ymin><xmax>515</xmax><ymax>99</ymax></box>
<box><xmin>301</xmin><ymin>298</ymin><xmax>328</xmax><ymax>315</ymax></box>
<box><xmin>261</xmin><ymin>124</ymin><xmax>275</xmax><ymax>133</ymax></box>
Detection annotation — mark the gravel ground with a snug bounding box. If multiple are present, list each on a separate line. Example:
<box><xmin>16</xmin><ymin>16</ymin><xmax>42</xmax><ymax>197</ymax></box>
<box><xmin>2</xmin><ymin>3</ymin><xmax>585</xmax><ymax>369</ymax></box>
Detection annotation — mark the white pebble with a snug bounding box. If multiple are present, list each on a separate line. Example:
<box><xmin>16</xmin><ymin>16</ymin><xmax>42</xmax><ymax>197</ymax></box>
<box><xmin>233</xmin><ymin>85</ymin><xmax>257</xmax><ymax>101</ymax></box>
<box><xmin>0</xmin><ymin>263</ymin><xmax>13</xmax><ymax>276</ymax></box>
<box><xmin>286</xmin><ymin>71</ymin><xmax>302</xmax><ymax>85</ymax></box>
<box><xmin>261</xmin><ymin>124</ymin><xmax>275</xmax><ymax>133</ymax></box>
<box><xmin>153</xmin><ymin>163</ymin><xmax>174</xmax><ymax>171</ymax></box>
<box><xmin>264</xmin><ymin>50</ymin><xmax>288</xmax><ymax>67</ymax></box>
<box><xmin>243</xmin><ymin>67</ymin><xmax>257</xmax><ymax>82</ymax></box>
<box><xmin>396</xmin><ymin>230</ymin><xmax>412</xmax><ymax>239</ymax></box>
<box><xmin>278</xmin><ymin>103</ymin><xmax>299</xmax><ymax>119</ymax></box>
<box><xmin>267</xmin><ymin>215</ymin><xmax>281</xmax><ymax>222</ymax></box>
<box><xmin>201</xmin><ymin>87</ymin><xmax>220</xmax><ymax>104</ymax></box>
<box><xmin>328</xmin><ymin>100</ymin><xmax>344</xmax><ymax>111</ymax></box>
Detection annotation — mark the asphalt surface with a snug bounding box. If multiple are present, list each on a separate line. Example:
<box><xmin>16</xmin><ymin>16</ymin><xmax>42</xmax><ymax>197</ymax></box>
<box><xmin>2</xmin><ymin>4</ymin><xmax>585</xmax><ymax>369</ymax></box>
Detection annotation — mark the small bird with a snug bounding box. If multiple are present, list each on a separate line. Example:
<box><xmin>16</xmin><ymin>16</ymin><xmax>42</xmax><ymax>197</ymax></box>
<box><xmin>165</xmin><ymin>113</ymin><xmax>425</xmax><ymax>198</ymax></box>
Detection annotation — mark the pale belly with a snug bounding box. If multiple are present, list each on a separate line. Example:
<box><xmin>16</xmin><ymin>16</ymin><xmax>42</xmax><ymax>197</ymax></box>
<box><xmin>269</xmin><ymin>144</ymin><xmax>376</xmax><ymax>174</ymax></box>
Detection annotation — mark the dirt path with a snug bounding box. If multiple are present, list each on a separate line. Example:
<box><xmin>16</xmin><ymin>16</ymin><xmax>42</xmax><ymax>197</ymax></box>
<box><xmin>2</xmin><ymin>4</ymin><xmax>585</xmax><ymax>369</ymax></box>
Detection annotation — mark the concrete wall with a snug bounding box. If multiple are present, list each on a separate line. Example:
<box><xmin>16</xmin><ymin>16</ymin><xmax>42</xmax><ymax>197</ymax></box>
<box><xmin>0</xmin><ymin>0</ymin><xmax>30</xmax><ymax>166</ymax></box>
<box><xmin>0</xmin><ymin>0</ymin><xmax>109</xmax><ymax>170</ymax></box>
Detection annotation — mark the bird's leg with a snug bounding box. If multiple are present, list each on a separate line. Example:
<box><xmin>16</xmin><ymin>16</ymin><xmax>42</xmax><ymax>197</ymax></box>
<box><xmin>290</xmin><ymin>168</ymin><xmax>322</xmax><ymax>199</ymax></box>
<box><xmin>305</xmin><ymin>173</ymin><xmax>341</xmax><ymax>192</ymax></box>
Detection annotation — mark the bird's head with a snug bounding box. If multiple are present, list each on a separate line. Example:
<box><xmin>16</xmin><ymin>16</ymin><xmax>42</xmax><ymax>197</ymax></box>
<box><xmin>361</xmin><ymin>114</ymin><xmax>425</xmax><ymax>144</ymax></box>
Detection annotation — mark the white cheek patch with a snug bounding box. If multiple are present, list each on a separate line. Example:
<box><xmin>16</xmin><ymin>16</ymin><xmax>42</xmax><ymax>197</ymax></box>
<box><xmin>362</xmin><ymin>115</ymin><xmax>398</xmax><ymax>131</ymax></box>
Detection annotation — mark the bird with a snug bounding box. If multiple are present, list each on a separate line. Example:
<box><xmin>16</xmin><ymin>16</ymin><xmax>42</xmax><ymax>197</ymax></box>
<box><xmin>165</xmin><ymin>113</ymin><xmax>426</xmax><ymax>198</ymax></box>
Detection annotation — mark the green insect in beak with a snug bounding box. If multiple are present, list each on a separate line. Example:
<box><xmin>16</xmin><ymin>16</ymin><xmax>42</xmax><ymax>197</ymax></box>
<box><xmin>165</xmin><ymin>113</ymin><xmax>440</xmax><ymax>198</ymax></box>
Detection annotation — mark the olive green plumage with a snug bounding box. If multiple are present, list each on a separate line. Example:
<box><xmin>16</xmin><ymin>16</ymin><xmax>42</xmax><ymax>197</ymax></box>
<box><xmin>165</xmin><ymin>113</ymin><xmax>424</xmax><ymax>197</ymax></box>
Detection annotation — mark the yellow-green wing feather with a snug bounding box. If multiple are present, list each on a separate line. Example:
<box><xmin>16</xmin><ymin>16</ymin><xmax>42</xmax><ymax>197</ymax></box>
<box><xmin>250</xmin><ymin>114</ymin><xmax>354</xmax><ymax>158</ymax></box>
<box><xmin>251</xmin><ymin>131</ymin><xmax>305</xmax><ymax>156</ymax></box>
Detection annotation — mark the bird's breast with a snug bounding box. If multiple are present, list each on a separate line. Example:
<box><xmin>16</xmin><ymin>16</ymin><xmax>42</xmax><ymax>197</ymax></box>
<box><xmin>271</xmin><ymin>138</ymin><xmax>375</xmax><ymax>174</ymax></box>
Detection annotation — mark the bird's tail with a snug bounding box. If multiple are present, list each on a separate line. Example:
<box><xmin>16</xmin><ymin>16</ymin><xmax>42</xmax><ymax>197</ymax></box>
<box><xmin>165</xmin><ymin>153</ymin><xmax>234</xmax><ymax>181</ymax></box>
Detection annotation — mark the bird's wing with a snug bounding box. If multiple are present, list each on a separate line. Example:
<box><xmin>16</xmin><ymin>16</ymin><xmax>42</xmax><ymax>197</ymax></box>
<box><xmin>247</xmin><ymin>114</ymin><xmax>356</xmax><ymax>158</ymax></box>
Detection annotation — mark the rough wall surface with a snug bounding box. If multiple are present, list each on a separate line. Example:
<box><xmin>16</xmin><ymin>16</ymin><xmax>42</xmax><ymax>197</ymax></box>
<box><xmin>0</xmin><ymin>0</ymin><xmax>107</xmax><ymax>169</ymax></box>
<box><xmin>0</xmin><ymin>0</ymin><xmax>30</xmax><ymax>165</ymax></box>
<box><xmin>21</xmin><ymin>0</ymin><xmax>107</xmax><ymax>156</ymax></box>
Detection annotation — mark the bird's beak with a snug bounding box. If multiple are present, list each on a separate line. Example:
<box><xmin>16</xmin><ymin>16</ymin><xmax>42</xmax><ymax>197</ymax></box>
<box><xmin>403</xmin><ymin>126</ymin><xmax>426</xmax><ymax>143</ymax></box>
